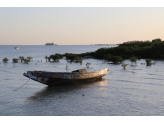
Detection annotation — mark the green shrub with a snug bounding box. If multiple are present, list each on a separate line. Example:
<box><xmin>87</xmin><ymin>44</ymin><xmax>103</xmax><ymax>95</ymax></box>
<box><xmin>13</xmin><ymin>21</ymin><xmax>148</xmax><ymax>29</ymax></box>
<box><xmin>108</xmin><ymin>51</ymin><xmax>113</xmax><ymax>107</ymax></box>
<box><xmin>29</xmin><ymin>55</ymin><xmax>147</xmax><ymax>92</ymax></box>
<box><xmin>45</xmin><ymin>55</ymin><xmax>48</xmax><ymax>62</ymax></box>
<box><xmin>27</xmin><ymin>57</ymin><xmax>33</xmax><ymax>61</ymax></box>
<box><xmin>65</xmin><ymin>53</ymin><xmax>82</xmax><ymax>62</ymax></box>
<box><xmin>121</xmin><ymin>63</ymin><xmax>128</xmax><ymax>69</ymax></box>
<box><xmin>49</xmin><ymin>54</ymin><xmax>62</xmax><ymax>62</ymax></box>
<box><xmin>3</xmin><ymin>57</ymin><xmax>9</xmax><ymax>63</ymax></box>
<box><xmin>129</xmin><ymin>56</ymin><xmax>137</xmax><ymax>65</ymax></box>
<box><xmin>19</xmin><ymin>56</ymin><xmax>24</xmax><ymax>62</ymax></box>
<box><xmin>12</xmin><ymin>58</ymin><xmax>20</xmax><ymax>63</ymax></box>
<box><xmin>108</xmin><ymin>56</ymin><xmax>124</xmax><ymax>64</ymax></box>
<box><xmin>146</xmin><ymin>59</ymin><xmax>152</xmax><ymax>66</ymax></box>
<box><xmin>23</xmin><ymin>58</ymin><xmax>30</xmax><ymax>64</ymax></box>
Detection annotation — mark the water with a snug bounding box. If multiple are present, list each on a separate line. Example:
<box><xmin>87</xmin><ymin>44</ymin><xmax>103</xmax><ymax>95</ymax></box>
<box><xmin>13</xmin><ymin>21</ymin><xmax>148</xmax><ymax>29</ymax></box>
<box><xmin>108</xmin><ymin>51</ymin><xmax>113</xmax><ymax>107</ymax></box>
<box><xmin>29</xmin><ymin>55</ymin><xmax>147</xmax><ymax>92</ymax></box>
<box><xmin>1</xmin><ymin>45</ymin><xmax>164</xmax><ymax>116</ymax></box>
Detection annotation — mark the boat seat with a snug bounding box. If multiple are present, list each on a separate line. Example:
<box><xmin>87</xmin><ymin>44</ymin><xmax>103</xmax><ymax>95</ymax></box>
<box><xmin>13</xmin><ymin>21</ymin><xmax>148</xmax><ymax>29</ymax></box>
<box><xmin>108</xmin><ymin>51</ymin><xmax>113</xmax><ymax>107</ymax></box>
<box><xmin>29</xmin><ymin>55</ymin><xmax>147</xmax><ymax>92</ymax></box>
<box><xmin>72</xmin><ymin>69</ymin><xmax>87</xmax><ymax>73</ymax></box>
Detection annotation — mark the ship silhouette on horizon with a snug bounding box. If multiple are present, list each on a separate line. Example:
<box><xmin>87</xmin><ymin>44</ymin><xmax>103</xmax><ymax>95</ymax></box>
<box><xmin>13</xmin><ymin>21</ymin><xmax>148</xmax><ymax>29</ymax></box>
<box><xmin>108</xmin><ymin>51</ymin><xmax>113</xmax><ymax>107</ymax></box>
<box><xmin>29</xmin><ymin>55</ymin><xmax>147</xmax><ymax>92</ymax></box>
<box><xmin>45</xmin><ymin>42</ymin><xmax>57</xmax><ymax>45</ymax></box>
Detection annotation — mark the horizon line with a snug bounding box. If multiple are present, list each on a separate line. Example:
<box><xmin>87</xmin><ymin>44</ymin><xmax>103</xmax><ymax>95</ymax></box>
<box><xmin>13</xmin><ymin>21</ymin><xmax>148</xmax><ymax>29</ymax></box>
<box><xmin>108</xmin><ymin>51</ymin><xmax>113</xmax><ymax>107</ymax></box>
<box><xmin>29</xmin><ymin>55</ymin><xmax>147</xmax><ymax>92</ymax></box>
<box><xmin>0</xmin><ymin>44</ymin><xmax>117</xmax><ymax>46</ymax></box>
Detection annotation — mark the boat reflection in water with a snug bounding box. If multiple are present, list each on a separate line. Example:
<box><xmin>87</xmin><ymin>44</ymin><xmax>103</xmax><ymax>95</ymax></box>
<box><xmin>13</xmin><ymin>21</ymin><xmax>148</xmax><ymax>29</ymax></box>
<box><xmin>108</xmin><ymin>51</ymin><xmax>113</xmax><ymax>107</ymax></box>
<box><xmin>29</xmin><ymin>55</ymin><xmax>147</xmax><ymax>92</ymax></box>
<box><xmin>26</xmin><ymin>78</ymin><xmax>108</xmax><ymax>102</ymax></box>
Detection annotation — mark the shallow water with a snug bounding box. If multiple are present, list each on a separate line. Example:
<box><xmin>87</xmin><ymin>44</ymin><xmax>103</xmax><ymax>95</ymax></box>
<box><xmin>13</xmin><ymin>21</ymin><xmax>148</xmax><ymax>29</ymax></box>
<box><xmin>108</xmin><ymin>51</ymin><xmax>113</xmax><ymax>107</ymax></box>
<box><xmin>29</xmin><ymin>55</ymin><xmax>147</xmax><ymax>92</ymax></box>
<box><xmin>1</xmin><ymin>45</ymin><xmax>164</xmax><ymax>116</ymax></box>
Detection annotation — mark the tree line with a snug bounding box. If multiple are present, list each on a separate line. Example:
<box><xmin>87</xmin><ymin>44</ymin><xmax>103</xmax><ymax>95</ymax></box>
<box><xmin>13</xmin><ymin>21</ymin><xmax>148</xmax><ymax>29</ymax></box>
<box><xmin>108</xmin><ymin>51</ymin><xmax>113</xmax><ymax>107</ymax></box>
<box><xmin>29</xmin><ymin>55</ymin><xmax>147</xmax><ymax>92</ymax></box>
<box><xmin>78</xmin><ymin>38</ymin><xmax>164</xmax><ymax>63</ymax></box>
<box><xmin>44</xmin><ymin>38</ymin><xmax>164</xmax><ymax>64</ymax></box>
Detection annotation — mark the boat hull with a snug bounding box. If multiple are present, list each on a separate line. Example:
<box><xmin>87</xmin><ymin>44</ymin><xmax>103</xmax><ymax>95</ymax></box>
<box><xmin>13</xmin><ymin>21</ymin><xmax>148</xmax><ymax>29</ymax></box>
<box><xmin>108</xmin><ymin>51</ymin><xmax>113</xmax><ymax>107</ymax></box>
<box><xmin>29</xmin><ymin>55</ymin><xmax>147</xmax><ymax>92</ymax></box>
<box><xmin>23</xmin><ymin>68</ymin><xmax>110</xmax><ymax>85</ymax></box>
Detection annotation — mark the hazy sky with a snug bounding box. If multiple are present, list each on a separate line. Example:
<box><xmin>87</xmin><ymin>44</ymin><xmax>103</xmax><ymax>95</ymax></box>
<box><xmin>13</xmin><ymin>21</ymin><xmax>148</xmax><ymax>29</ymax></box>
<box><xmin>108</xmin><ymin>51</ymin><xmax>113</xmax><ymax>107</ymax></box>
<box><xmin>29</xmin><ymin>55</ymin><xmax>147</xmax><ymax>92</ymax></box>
<box><xmin>0</xmin><ymin>7</ymin><xmax>164</xmax><ymax>45</ymax></box>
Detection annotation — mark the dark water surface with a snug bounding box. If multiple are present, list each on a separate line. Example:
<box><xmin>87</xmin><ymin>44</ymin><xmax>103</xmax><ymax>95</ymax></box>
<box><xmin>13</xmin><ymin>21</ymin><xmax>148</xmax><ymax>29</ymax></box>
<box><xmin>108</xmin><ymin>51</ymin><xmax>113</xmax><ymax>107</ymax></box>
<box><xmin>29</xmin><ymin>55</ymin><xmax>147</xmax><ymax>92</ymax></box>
<box><xmin>1</xmin><ymin>45</ymin><xmax>164</xmax><ymax>116</ymax></box>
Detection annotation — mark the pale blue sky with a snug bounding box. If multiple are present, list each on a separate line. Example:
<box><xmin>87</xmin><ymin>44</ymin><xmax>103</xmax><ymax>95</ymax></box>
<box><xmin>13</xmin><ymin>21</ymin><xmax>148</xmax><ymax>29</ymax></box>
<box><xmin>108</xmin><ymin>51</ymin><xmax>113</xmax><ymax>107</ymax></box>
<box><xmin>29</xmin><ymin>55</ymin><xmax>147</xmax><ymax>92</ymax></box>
<box><xmin>0</xmin><ymin>7</ymin><xmax>164</xmax><ymax>45</ymax></box>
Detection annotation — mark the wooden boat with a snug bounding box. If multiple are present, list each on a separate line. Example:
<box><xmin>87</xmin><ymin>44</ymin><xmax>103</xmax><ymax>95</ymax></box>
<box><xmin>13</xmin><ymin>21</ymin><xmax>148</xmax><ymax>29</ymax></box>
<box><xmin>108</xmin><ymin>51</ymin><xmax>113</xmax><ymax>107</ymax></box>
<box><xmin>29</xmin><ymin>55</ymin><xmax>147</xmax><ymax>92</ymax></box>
<box><xmin>23</xmin><ymin>68</ymin><xmax>110</xmax><ymax>85</ymax></box>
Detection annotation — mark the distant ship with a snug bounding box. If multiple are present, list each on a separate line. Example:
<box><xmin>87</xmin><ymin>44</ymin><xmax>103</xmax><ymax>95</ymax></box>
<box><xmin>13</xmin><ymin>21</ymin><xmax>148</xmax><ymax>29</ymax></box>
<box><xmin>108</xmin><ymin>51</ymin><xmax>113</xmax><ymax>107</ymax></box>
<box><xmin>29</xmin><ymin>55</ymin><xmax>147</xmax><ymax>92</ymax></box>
<box><xmin>15</xmin><ymin>47</ymin><xmax>19</xmax><ymax>49</ymax></box>
<box><xmin>45</xmin><ymin>42</ymin><xmax>57</xmax><ymax>45</ymax></box>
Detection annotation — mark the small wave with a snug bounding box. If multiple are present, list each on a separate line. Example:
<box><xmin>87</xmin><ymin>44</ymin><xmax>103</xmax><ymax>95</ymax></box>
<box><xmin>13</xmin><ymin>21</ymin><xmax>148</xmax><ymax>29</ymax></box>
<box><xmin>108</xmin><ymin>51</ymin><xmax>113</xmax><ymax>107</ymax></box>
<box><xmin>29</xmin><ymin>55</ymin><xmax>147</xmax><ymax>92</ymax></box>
<box><xmin>148</xmin><ymin>74</ymin><xmax>157</xmax><ymax>75</ymax></box>
<box><xmin>142</xmin><ymin>78</ymin><xmax>164</xmax><ymax>81</ymax></box>
<box><xmin>2</xmin><ymin>78</ymin><xmax>12</xmax><ymax>80</ymax></box>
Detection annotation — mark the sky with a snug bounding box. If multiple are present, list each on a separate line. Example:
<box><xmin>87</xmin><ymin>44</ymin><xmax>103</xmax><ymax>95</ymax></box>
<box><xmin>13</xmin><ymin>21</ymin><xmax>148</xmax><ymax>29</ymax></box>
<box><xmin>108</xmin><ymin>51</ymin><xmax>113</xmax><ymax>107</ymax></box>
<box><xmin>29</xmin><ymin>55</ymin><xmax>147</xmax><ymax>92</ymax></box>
<box><xmin>0</xmin><ymin>1</ymin><xmax>164</xmax><ymax>45</ymax></box>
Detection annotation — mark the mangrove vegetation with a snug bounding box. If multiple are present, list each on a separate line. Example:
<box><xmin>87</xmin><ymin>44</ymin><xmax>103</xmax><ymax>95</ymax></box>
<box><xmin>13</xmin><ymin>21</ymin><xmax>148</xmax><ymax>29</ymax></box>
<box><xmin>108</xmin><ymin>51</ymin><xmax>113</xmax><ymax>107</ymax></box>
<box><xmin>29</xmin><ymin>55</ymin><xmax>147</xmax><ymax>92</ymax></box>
<box><xmin>3</xmin><ymin>57</ymin><xmax>9</xmax><ymax>63</ymax></box>
<box><xmin>75</xmin><ymin>38</ymin><xmax>164</xmax><ymax>64</ymax></box>
<box><xmin>42</xmin><ymin>38</ymin><xmax>163</xmax><ymax>65</ymax></box>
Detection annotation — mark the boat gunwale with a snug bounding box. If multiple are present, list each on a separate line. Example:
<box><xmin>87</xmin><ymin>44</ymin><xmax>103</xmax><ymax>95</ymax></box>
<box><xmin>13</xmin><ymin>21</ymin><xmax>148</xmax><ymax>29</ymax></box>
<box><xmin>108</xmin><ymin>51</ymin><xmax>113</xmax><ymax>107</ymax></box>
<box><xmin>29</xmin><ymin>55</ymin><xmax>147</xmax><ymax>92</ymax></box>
<box><xmin>30</xmin><ymin>69</ymin><xmax>108</xmax><ymax>74</ymax></box>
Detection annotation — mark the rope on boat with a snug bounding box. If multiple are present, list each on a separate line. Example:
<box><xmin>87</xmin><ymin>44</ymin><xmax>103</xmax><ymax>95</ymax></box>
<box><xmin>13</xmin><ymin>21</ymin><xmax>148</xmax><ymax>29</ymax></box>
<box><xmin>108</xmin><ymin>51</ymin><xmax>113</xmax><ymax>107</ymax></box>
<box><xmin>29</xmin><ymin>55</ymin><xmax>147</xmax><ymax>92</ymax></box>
<box><xmin>13</xmin><ymin>78</ymin><xmax>30</xmax><ymax>91</ymax></box>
